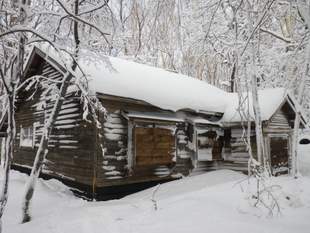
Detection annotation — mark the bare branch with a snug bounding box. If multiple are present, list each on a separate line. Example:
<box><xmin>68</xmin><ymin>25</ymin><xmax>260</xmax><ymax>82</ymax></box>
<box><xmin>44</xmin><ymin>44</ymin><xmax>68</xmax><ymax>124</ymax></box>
<box><xmin>16</xmin><ymin>75</ymin><xmax>63</xmax><ymax>92</ymax></box>
<box><xmin>260</xmin><ymin>28</ymin><xmax>292</xmax><ymax>43</ymax></box>
<box><xmin>0</xmin><ymin>66</ymin><xmax>10</xmax><ymax>94</ymax></box>
<box><xmin>240</xmin><ymin>0</ymin><xmax>276</xmax><ymax>57</ymax></box>
<box><xmin>78</xmin><ymin>0</ymin><xmax>109</xmax><ymax>16</ymax></box>
<box><xmin>54</xmin><ymin>0</ymin><xmax>111</xmax><ymax>45</ymax></box>
<box><xmin>204</xmin><ymin>0</ymin><xmax>223</xmax><ymax>42</ymax></box>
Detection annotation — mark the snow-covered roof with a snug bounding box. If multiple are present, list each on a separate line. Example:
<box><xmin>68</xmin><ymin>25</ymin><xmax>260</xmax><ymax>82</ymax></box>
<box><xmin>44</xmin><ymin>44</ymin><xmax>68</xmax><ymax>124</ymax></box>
<box><xmin>28</xmin><ymin>45</ymin><xmax>228</xmax><ymax>114</ymax></box>
<box><xmin>222</xmin><ymin>88</ymin><xmax>287</xmax><ymax>123</ymax></box>
<box><xmin>81</xmin><ymin>56</ymin><xmax>228</xmax><ymax>113</ymax></box>
<box><xmin>26</xmin><ymin>46</ymin><xmax>295</xmax><ymax>124</ymax></box>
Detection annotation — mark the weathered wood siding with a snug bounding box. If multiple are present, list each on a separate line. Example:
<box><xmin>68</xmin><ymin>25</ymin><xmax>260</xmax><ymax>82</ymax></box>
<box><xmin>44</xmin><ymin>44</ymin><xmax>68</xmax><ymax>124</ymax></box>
<box><xmin>14</xmin><ymin>60</ymin><xmax>96</xmax><ymax>186</ymax></box>
<box><xmin>218</xmin><ymin>128</ymin><xmax>254</xmax><ymax>171</ymax></box>
<box><xmin>264</xmin><ymin>109</ymin><xmax>292</xmax><ymax>133</ymax></box>
<box><xmin>221</xmin><ymin>107</ymin><xmax>293</xmax><ymax>172</ymax></box>
<box><xmin>174</xmin><ymin>124</ymin><xmax>194</xmax><ymax>176</ymax></box>
<box><xmin>135</xmin><ymin>127</ymin><xmax>175</xmax><ymax>165</ymax></box>
<box><xmin>95</xmin><ymin>96</ymin><xmax>197</xmax><ymax>187</ymax></box>
<box><xmin>95</xmin><ymin>109</ymin><xmax>128</xmax><ymax>184</ymax></box>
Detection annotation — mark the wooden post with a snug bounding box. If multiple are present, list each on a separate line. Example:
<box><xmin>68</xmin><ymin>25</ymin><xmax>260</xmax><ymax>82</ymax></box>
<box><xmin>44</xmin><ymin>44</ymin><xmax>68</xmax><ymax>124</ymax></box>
<box><xmin>127</xmin><ymin>120</ymin><xmax>134</xmax><ymax>174</ymax></box>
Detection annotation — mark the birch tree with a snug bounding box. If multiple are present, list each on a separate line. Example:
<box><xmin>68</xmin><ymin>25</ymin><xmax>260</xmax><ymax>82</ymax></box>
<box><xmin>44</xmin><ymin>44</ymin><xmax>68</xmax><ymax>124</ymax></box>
<box><xmin>0</xmin><ymin>0</ymin><xmax>111</xmax><ymax>227</ymax></box>
<box><xmin>21</xmin><ymin>0</ymin><xmax>111</xmax><ymax>223</ymax></box>
<box><xmin>291</xmin><ymin>0</ymin><xmax>310</xmax><ymax>177</ymax></box>
<box><xmin>244</xmin><ymin>0</ymin><xmax>274</xmax><ymax>172</ymax></box>
<box><xmin>0</xmin><ymin>0</ymin><xmax>30</xmax><ymax>232</ymax></box>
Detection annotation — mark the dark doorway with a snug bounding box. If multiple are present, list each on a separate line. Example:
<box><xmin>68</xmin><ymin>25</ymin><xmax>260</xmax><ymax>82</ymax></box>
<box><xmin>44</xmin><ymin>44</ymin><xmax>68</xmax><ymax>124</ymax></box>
<box><xmin>270</xmin><ymin>136</ymin><xmax>289</xmax><ymax>175</ymax></box>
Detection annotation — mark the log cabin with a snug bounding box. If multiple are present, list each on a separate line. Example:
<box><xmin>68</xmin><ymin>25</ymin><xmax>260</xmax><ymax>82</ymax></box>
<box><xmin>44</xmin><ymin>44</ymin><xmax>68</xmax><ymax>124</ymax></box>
<box><xmin>0</xmin><ymin>46</ymin><xmax>306</xmax><ymax>199</ymax></box>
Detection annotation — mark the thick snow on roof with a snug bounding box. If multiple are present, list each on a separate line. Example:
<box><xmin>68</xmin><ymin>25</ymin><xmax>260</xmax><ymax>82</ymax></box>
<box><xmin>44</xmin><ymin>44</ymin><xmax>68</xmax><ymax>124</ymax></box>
<box><xmin>29</xmin><ymin>46</ymin><xmax>290</xmax><ymax>122</ymax></box>
<box><xmin>222</xmin><ymin>88</ymin><xmax>287</xmax><ymax>123</ymax></box>
<box><xmin>79</xmin><ymin>56</ymin><xmax>228</xmax><ymax>113</ymax></box>
<box><xmin>80</xmin><ymin>58</ymin><xmax>287</xmax><ymax>122</ymax></box>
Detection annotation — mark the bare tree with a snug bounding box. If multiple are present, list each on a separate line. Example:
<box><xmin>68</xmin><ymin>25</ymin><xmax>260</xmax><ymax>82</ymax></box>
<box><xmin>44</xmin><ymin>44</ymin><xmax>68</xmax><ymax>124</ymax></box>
<box><xmin>0</xmin><ymin>0</ymin><xmax>111</xmax><ymax>227</ymax></box>
<box><xmin>291</xmin><ymin>0</ymin><xmax>310</xmax><ymax>177</ymax></box>
<box><xmin>21</xmin><ymin>0</ymin><xmax>110</xmax><ymax>223</ymax></box>
<box><xmin>0</xmin><ymin>0</ymin><xmax>29</xmax><ymax>232</ymax></box>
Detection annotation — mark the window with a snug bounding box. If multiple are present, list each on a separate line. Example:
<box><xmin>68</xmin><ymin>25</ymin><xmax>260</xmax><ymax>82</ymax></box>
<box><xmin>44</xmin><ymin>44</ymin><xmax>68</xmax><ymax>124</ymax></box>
<box><xmin>20</xmin><ymin>126</ymin><xmax>34</xmax><ymax>147</ymax></box>
<box><xmin>197</xmin><ymin>130</ymin><xmax>216</xmax><ymax>161</ymax></box>
<box><xmin>197</xmin><ymin>129</ymin><xmax>223</xmax><ymax>161</ymax></box>
<box><xmin>134</xmin><ymin>126</ymin><xmax>176</xmax><ymax>166</ymax></box>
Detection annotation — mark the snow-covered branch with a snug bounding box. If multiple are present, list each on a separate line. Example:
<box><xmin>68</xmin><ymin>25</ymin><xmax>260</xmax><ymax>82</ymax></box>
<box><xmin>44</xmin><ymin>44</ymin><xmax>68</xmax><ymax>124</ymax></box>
<box><xmin>240</xmin><ymin>0</ymin><xmax>276</xmax><ymax>57</ymax></box>
<box><xmin>54</xmin><ymin>0</ymin><xmax>111</xmax><ymax>45</ymax></box>
<box><xmin>260</xmin><ymin>28</ymin><xmax>292</xmax><ymax>43</ymax></box>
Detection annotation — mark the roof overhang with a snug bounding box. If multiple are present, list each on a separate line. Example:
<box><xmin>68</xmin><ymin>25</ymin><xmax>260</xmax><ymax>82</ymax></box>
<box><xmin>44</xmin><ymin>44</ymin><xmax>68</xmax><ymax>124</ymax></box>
<box><xmin>286</xmin><ymin>93</ymin><xmax>308</xmax><ymax>128</ymax></box>
<box><xmin>121</xmin><ymin>110</ymin><xmax>222</xmax><ymax>126</ymax></box>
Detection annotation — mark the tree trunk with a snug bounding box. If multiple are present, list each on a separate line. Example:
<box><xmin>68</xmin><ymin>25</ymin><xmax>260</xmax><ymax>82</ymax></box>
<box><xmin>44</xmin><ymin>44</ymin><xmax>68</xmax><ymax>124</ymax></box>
<box><xmin>22</xmin><ymin>0</ymin><xmax>80</xmax><ymax>223</ymax></box>
<box><xmin>291</xmin><ymin>44</ymin><xmax>310</xmax><ymax>177</ymax></box>
<box><xmin>291</xmin><ymin>0</ymin><xmax>310</xmax><ymax>177</ymax></box>
<box><xmin>21</xmin><ymin>73</ymin><xmax>74</xmax><ymax>223</ymax></box>
<box><xmin>0</xmin><ymin>94</ymin><xmax>16</xmax><ymax>233</ymax></box>
<box><xmin>0</xmin><ymin>1</ymin><xmax>26</xmax><ymax>230</ymax></box>
<box><xmin>245</xmin><ymin>1</ymin><xmax>267</xmax><ymax>170</ymax></box>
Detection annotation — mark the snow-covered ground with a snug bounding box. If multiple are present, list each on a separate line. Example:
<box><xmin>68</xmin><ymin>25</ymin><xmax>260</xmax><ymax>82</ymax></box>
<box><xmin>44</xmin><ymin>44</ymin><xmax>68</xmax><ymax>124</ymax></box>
<box><xmin>2</xmin><ymin>145</ymin><xmax>310</xmax><ymax>233</ymax></box>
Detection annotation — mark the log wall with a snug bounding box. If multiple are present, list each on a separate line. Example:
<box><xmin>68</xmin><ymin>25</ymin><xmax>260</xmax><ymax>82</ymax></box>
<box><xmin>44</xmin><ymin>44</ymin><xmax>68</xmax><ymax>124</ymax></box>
<box><xmin>264</xmin><ymin>108</ymin><xmax>292</xmax><ymax>174</ymax></box>
<box><xmin>14</xmin><ymin>60</ymin><xmax>97</xmax><ymax>186</ymax></box>
<box><xmin>220</xmin><ymin>107</ymin><xmax>293</xmax><ymax>172</ymax></box>
<box><xmin>95</xmin><ymin>97</ymin><xmax>196</xmax><ymax>187</ymax></box>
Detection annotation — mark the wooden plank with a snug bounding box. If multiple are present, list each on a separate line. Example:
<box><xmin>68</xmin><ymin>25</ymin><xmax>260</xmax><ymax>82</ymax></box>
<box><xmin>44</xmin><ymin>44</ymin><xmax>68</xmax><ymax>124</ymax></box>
<box><xmin>134</xmin><ymin>127</ymin><xmax>175</xmax><ymax>166</ymax></box>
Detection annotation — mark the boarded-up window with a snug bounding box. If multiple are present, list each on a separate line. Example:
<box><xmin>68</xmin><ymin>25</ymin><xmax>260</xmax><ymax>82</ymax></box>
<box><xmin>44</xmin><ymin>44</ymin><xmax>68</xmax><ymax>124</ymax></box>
<box><xmin>135</xmin><ymin>127</ymin><xmax>175</xmax><ymax>166</ymax></box>
<box><xmin>270</xmin><ymin>136</ymin><xmax>289</xmax><ymax>175</ymax></box>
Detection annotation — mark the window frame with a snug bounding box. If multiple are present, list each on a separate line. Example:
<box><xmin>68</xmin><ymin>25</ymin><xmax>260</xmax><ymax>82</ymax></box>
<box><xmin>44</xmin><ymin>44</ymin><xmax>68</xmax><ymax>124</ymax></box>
<box><xmin>19</xmin><ymin>122</ymin><xmax>39</xmax><ymax>148</ymax></box>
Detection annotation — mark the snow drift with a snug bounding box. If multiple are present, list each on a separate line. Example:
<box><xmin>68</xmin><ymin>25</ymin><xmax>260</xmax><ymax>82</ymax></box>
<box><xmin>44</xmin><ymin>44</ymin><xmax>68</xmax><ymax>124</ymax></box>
<box><xmin>2</xmin><ymin>166</ymin><xmax>310</xmax><ymax>233</ymax></box>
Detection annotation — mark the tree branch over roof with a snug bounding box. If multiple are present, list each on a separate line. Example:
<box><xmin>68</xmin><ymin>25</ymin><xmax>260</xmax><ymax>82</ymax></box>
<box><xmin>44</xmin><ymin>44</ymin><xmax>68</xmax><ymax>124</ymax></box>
<box><xmin>54</xmin><ymin>0</ymin><xmax>111</xmax><ymax>45</ymax></box>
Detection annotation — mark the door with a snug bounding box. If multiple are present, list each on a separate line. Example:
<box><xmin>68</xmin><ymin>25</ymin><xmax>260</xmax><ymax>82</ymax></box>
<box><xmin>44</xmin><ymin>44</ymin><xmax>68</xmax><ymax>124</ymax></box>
<box><xmin>269</xmin><ymin>136</ymin><xmax>289</xmax><ymax>175</ymax></box>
